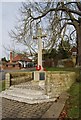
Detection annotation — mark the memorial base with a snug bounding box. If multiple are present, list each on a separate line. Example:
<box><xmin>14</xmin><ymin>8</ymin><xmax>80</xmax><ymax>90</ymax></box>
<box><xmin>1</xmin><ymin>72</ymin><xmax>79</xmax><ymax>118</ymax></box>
<box><xmin>34</xmin><ymin>71</ymin><xmax>46</xmax><ymax>81</ymax></box>
<box><xmin>34</xmin><ymin>71</ymin><xmax>46</xmax><ymax>90</ymax></box>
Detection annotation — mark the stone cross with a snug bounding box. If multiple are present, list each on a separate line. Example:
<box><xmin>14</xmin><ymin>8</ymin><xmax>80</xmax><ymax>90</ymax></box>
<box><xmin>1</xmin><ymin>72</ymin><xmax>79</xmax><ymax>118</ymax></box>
<box><xmin>33</xmin><ymin>27</ymin><xmax>46</xmax><ymax>70</ymax></box>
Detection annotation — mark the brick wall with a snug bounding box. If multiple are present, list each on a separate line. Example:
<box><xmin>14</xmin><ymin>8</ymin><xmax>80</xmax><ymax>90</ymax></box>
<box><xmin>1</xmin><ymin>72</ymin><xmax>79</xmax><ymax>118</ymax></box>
<box><xmin>2</xmin><ymin>64</ymin><xmax>21</xmax><ymax>70</ymax></box>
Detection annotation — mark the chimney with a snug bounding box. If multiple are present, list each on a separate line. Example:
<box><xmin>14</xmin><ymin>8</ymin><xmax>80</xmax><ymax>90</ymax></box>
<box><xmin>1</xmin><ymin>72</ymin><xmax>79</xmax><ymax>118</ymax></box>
<box><xmin>10</xmin><ymin>51</ymin><xmax>13</xmax><ymax>63</ymax></box>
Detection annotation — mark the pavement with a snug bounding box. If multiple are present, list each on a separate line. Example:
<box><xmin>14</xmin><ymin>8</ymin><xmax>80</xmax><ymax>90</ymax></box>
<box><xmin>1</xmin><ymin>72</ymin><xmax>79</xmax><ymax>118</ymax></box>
<box><xmin>0</xmin><ymin>92</ymin><xmax>69</xmax><ymax>120</ymax></box>
<box><xmin>0</xmin><ymin>81</ymin><xmax>69</xmax><ymax>119</ymax></box>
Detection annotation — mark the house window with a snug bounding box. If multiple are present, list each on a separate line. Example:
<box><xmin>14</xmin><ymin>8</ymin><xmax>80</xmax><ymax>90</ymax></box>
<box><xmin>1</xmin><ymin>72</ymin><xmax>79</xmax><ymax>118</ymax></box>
<box><xmin>13</xmin><ymin>65</ymin><xmax>15</xmax><ymax>67</ymax></box>
<box><xmin>72</xmin><ymin>52</ymin><xmax>77</xmax><ymax>56</ymax></box>
<box><xmin>6</xmin><ymin>65</ymin><xmax>8</xmax><ymax>67</ymax></box>
<box><xmin>19</xmin><ymin>63</ymin><xmax>21</xmax><ymax>68</ymax></box>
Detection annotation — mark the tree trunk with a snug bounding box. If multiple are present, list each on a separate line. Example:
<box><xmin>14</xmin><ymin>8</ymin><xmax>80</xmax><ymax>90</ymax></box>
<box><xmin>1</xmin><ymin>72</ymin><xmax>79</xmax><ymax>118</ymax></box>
<box><xmin>77</xmin><ymin>19</ymin><xmax>81</xmax><ymax>66</ymax></box>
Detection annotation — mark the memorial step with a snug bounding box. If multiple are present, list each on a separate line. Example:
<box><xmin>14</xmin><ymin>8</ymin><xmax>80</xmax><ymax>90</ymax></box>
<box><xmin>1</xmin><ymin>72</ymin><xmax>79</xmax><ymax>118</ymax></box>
<box><xmin>2</xmin><ymin>88</ymin><xmax>44</xmax><ymax>96</ymax></box>
<box><xmin>10</xmin><ymin>81</ymin><xmax>44</xmax><ymax>91</ymax></box>
<box><xmin>1</xmin><ymin>89</ymin><xmax>47</xmax><ymax>100</ymax></box>
<box><xmin>0</xmin><ymin>92</ymin><xmax>56</xmax><ymax>104</ymax></box>
<box><xmin>0</xmin><ymin>81</ymin><xmax>65</xmax><ymax>104</ymax></box>
<box><xmin>0</xmin><ymin>87</ymin><xmax>56</xmax><ymax>104</ymax></box>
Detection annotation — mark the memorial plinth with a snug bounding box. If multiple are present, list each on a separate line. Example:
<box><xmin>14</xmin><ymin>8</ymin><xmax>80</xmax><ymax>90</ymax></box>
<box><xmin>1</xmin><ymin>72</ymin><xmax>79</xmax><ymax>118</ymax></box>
<box><xmin>34</xmin><ymin>71</ymin><xmax>46</xmax><ymax>81</ymax></box>
<box><xmin>33</xmin><ymin>71</ymin><xmax>46</xmax><ymax>90</ymax></box>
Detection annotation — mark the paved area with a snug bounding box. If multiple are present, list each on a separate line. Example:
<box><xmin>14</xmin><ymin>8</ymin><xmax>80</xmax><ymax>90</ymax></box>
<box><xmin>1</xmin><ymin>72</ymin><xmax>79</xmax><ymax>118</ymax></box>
<box><xmin>0</xmin><ymin>92</ymin><xmax>69</xmax><ymax>119</ymax></box>
<box><xmin>0</xmin><ymin>81</ymin><xmax>69</xmax><ymax>119</ymax></box>
<box><xmin>1</xmin><ymin>98</ymin><xmax>53</xmax><ymax>119</ymax></box>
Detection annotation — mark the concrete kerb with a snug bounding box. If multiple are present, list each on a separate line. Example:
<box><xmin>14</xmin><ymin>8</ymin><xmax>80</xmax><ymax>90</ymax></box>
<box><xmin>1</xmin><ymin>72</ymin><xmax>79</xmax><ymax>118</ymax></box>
<box><xmin>41</xmin><ymin>91</ymin><xmax>69</xmax><ymax>119</ymax></box>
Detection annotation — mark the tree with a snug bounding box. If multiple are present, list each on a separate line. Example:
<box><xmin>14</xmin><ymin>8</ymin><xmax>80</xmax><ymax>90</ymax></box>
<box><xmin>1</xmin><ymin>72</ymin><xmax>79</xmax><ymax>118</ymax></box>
<box><xmin>10</xmin><ymin>1</ymin><xmax>81</xmax><ymax>66</ymax></box>
<box><xmin>57</xmin><ymin>40</ymin><xmax>71</xmax><ymax>59</ymax></box>
<box><xmin>1</xmin><ymin>57</ymin><xmax>7</xmax><ymax>62</ymax></box>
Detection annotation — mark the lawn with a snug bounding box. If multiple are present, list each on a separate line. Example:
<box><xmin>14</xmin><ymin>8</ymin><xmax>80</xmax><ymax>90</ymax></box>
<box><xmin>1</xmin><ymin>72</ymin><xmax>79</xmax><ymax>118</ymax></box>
<box><xmin>67</xmin><ymin>82</ymin><xmax>80</xmax><ymax>118</ymax></box>
<box><xmin>46</xmin><ymin>67</ymin><xmax>80</xmax><ymax>72</ymax></box>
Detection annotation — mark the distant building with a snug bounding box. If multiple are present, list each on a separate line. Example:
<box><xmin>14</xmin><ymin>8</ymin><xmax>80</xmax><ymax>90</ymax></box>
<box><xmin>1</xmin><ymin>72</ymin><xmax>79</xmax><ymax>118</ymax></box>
<box><xmin>1</xmin><ymin>52</ymin><xmax>32</xmax><ymax>70</ymax></box>
<box><xmin>71</xmin><ymin>46</ymin><xmax>77</xmax><ymax>65</ymax></box>
<box><xmin>12</xmin><ymin>53</ymin><xmax>32</xmax><ymax>68</ymax></box>
<box><xmin>71</xmin><ymin>46</ymin><xmax>77</xmax><ymax>56</ymax></box>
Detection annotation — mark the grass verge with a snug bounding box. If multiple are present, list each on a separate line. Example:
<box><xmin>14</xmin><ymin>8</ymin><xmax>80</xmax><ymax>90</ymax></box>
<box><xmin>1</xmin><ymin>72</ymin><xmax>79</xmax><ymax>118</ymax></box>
<box><xmin>60</xmin><ymin>81</ymin><xmax>81</xmax><ymax>119</ymax></box>
<box><xmin>66</xmin><ymin>82</ymin><xmax>80</xmax><ymax>119</ymax></box>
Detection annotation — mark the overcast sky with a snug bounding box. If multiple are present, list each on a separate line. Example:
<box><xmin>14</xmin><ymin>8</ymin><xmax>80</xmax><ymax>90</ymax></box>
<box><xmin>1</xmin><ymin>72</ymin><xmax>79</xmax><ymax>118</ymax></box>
<box><xmin>0</xmin><ymin>0</ymin><xmax>48</xmax><ymax>60</ymax></box>
<box><xmin>0</xmin><ymin>2</ymin><xmax>23</xmax><ymax>59</ymax></box>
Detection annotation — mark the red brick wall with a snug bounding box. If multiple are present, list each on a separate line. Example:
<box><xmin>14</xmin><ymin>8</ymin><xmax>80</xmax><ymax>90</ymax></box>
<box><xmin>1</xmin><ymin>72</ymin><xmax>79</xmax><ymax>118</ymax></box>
<box><xmin>2</xmin><ymin>64</ymin><xmax>21</xmax><ymax>70</ymax></box>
